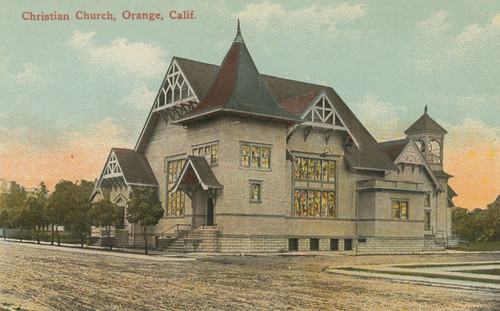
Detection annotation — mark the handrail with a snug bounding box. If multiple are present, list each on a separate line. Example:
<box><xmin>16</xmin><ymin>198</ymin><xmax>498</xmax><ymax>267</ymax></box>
<box><xmin>159</xmin><ymin>223</ymin><xmax>217</xmax><ymax>239</ymax></box>
<box><xmin>160</xmin><ymin>223</ymin><xmax>191</xmax><ymax>238</ymax></box>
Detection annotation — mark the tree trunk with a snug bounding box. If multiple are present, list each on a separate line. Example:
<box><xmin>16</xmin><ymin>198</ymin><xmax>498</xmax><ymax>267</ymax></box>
<box><xmin>107</xmin><ymin>226</ymin><xmax>112</xmax><ymax>251</ymax></box>
<box><xmin>2</xmin><ymin>227</ymin><xmax>5</xmax><ymax>241</ymax></box>
<box><xmin>51</xmin><ymin>224</ymin><xmax>54</xmax><ymax>245</ymax></box>
<box><xmin>143</xmin><ymin>225</ymin><xmax>148</xmax><ymax>255</ymax></box>
<box><xmin>56</xmin><ymin>227</ymin><xmax>60</xmax><ymax>246</ymax></box>
<box><xmin>19</xmin><ymin>228</ymin><xmax>23</xmax><ymax>242</ymax></box>
<box><xmin>81</xmin><ymin>232</ymin><xmax>84</xmax><ymax>248</ymax></box>
<box><xmin>35</xmin><ymin>228</ymin><xmax>40</xmax><ymax>244</ymax></box>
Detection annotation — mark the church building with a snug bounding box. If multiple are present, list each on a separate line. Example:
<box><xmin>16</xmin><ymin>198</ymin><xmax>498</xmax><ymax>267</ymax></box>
<box><xmin>91</xmin><ymin>23</ymin><xmax>456</xmax><ymax>252</ymax></box>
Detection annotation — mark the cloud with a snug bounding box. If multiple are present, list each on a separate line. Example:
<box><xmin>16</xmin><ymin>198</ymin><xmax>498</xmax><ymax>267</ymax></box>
<box><xmin>0</xmin><ymin>118</ymin><xmax>130</xmax><ymax>189</ymax></box>
<box><xmin>444</xmin><ymin>119</ymin><xmax>500</xmax><ymax>209</ymax></box>
<box><xmin>413</xmin><ymin>12</ymin><xmax>500</xmax><ymax>85</ymax></box>
<box><xmin>352</xmin><ymin>93</ymin><xmax>407</xmax><ymax>141</ymax></box>
<box><xmin>0</xmin><ymin>60</ymin><xmax>46</xmax><ymax>89</ymax></box>
<box><xmin>68</xmin><ymin>30</ymin><xmax>168</xmax><ymax>78</ymax></box>
<box><xmin>416</xmin><ymin>11</ymin><xmax>450</xmax><ymax>36</ymax></box>
<box><xmin>235</xmin><ymin>2</ymin><xmax>365</xmax><ymax>40</ymax></box>
<box><xmin>124</xmin><ymin>82</ymin><xmax>157</xmax><ymax>110</ymax></box>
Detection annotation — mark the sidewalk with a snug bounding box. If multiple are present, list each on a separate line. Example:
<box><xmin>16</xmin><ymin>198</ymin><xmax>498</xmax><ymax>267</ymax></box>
<box><xmin>0</xmin><ymin>239</ymin><xmax>195</xmax><ymax>261</ymax></box>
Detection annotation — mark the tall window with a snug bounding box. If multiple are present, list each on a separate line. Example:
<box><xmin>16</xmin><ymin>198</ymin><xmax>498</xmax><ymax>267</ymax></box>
<box><xmin>165</xmin><ymin>158</ymin><xmax>186</xmax><ymax>216</ymax></box>
<box><xmin>293</xmin><ymin>157</ymin><xmax>335</xmax><ymax>182</ymax></box>
<box><xmin>393</xmin><ymin>200</ymin><xmax>409</xmax><ymax>219</ymax></box>
<box><xmin>425</xmin><ymin>211</ymin><xmax>431</xmax><ymax>230</ymax></box>
<box><xmin>424</xmin><ymin>193</ymin><xmax>431</xmax><ymax>206</ymax></box>
<box><xmin>192</xmin><ymin>142</ymin><xmax>218</xmax><ymax>165</ymax></box>
<box><xmin>241</xmin><ymin>143</ymin><xmax>271</xmax><ymax>169</ymax></box>
<box><xmin>292</xmin><ymin>156</ymin><xmax>336</xmax><ymax>218</ymax></box>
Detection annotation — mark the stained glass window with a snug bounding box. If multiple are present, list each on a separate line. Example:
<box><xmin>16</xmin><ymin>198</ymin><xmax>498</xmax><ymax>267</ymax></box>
<box><xmin>424</xmin><ymin>194</ymin><xmax>430</xmax><ymax>206</ymax></box>
<box><xmin>250</xmin><ymin>181</ymin><xmax>262</xmax><ymax>202</ymax></box>
<box><xmin>293</xmin><ymin>189</ymin><xmax>336</xmax><ymax>218</ymax></box>
<box><xmin>425</xmin><ymin>211</ymin><xmax>431</xmax><ymax>230</ymax></box>
<box><xmin>192</xmin><ymin>142</ymin><xmax>218</xmax><ymax>165</ymax></box>
<box><xmin>240</xmin><ymin>143</ymin><xmax>271</xmax><ymax>170</ymax></box>
<box><xmin>165</xmin><ymin>158</ymin><xmax>186</xmax><ymax>216</ymax></box>
<box><xmin>293</xmin><ymin>157</ymin><xmax>336</xmax><ymax>183</ymax></box>
<box><xmin>392</xmin><ymin>200</ymin><xmax>409</xmax><ymax>219</ymax></box>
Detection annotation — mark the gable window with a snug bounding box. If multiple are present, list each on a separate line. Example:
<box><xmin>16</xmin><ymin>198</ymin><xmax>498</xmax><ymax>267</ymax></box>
<box><xmin>293</xmin><ymin>157</ymin><xmax>335</xmax><ymax>182</ymax></box>
<box><xmin>393</xmin><ymin>200</ymin><xmax>409</xmax><ymax>219</ymax></box>
<box><xmin>241</xmin><ymin>143</ymin><xmax>271</xmax><ymax>169</ymax></box>
<box><xmin>304</xmin><ymin>95</ymin><xmax>341</xmax><ymax>125</ymax></box>
<box><xmin>249</xmin><ymin>180</ymin><xmax>262</xmax><ymax>203</ymax></box>
<box><xmin>192</xmin><ymin>142</ymin><xmax>218</xmax><ymax>165</ymax></box>
<box><xmin>165</xmin><ymin>157</ymin><xmax>186</xmax><ymax>216</ymax></box>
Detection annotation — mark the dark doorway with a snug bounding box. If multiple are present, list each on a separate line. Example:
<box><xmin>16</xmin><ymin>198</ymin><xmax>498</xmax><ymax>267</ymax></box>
<box><xmin>206</xmin><ymin>197</ymin><xmax>214</xmax><ymax>226</ymax></box>
<box><xmin>289</xmin><ymin>238</ymin><xmax>298</xmax><ymax>251</ymax></box>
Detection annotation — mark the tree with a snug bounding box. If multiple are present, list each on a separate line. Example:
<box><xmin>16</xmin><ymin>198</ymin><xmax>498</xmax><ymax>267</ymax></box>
<box><xmin>452</xmin><ymin>195</ymin><xmax>500</xmax><ymax>242</ymax></box>
<box><xmin>48</xmin><ymin>180</ymin><xmax>75</xmax><ymax>246</ymax></box>
<box><xmin>65</xmin><ymin>180</ymin><xmax>94</xmax><ymax>248</ymax></box>
<box><xmin>0</xmin><ymin>190</ymin><xmax>10</xmax><ymax>241</ymax></box>
<box><xmin>25</xmin><ymin>182</ymin><xmax>49</xmax><ymax>244</ymax></box>
<box><xmin>1</xmin><ymin>182</ymin><xmax>28</xmax><ymax>242</ymax></box>
<box><xmin>126</xmin><ymin>186</ymin><xmax>164</xmax><ymax>254</ymax></box>
<box><xmin>91</xmin><ymin>199</ymin><xmax>121</xmax><ymax>250</ymax></box>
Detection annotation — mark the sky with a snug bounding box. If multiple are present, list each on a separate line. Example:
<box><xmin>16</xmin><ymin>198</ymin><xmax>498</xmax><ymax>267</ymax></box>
<box><xmin>0</xmin><ymin>0</ymin><xmax>498</xmax><ymax>210</ymax></box>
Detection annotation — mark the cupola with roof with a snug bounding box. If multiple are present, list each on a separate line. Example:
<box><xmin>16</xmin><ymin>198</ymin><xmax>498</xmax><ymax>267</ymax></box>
<box><xmin>405</xmin><ymin>106</ymin><xmax>447</xmax><ymax>171</ymax></box>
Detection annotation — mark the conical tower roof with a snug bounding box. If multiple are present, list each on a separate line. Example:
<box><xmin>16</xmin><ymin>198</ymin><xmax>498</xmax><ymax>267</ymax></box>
<box><xmin>175</xmin><ymin>21</ymin><xmax>301</xmax><ymax>124</ymax></box>
<box><xmin>405</xmin><ymin>106</ymin><xmax>447</xmax><ymax>135</ymax></box>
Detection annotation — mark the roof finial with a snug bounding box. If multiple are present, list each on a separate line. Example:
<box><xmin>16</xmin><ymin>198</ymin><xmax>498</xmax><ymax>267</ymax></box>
<box><xmin>235</xmin><ymin>19</ymin><xmax>244</xmax><ymax>43</ymax></box>
<box><xmin>424</xmin><ymin>105</ymin><xmax>428</xmax><ymax>114</ymax></box>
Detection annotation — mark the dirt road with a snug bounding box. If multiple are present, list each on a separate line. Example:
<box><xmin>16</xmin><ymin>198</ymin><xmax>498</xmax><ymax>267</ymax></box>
<box><xmin>1</xmin><ymin>241</ymin><xmax>499</xmax><ymax>310</ymax></box>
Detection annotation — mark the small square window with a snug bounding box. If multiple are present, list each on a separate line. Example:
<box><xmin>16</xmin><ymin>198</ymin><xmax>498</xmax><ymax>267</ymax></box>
<box><xmin>250</xmin><ymin>181</ymin><xmax>262</xmax><ymax>203</ymax></box>
<box><xmin>289</xmin><ymin>238</ymin><xmax>298</xmax><ymax>251</ymax></box>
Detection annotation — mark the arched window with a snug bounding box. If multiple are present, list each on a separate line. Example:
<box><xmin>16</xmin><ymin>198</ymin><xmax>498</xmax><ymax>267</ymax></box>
<box><xmin>414</xmin><ymin>139</ymin><xmax>425</xmax><ymax>152</ymax></box>
<box><xmin>428</xmin><ymin>140</ymin><xmax>441</xmax><ymax>163</ymax></box>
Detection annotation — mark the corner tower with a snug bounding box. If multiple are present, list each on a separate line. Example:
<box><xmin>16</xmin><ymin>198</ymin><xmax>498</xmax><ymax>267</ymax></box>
<box><xmin>405</xmin><ymin>106</ymin><xmax>447</xmax><ymax>171</ymax></box>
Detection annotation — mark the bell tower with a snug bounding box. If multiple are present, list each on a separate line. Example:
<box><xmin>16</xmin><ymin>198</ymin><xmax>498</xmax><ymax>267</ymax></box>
<box><xmin>405</xmin><ymin>106</ymin><xmax>447</xmax><ymax>171</ymax></box>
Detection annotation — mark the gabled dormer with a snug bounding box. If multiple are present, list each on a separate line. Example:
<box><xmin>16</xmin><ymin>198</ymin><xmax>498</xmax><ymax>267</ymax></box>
<box><xmin>96</xmin><ymin>148</ymin><xmax>158</xmax><ymax>191</ymax></box>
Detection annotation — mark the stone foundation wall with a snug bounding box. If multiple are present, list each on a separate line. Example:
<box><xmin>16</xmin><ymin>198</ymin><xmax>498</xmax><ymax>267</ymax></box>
<box><xmin>356</xmin><ymin>237</ymin><xmax>425</xmax><ymax>252</ymax></box>
<box><xmin>218</xmin><ymin>236</ymin><xmax>288</xmax><ymax>253</ymax></box>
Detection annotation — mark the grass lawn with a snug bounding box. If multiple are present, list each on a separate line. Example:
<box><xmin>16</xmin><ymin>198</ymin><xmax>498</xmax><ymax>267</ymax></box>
<box><xmin>452</xmin><ymin>241</ymin><xmax>500</xmax><ymax>251</ymax></box>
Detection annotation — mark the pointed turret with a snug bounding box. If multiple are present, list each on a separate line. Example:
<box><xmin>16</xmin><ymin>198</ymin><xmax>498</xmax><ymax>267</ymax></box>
<box><xmin>405</xmin><ymin>106</ymin><xmax>447</xmax><ymax>170</ymax></box>
<box><xmin>175</xmin><ymin>21</ymin><xmax>300</xmax><ymax>124</ymax></box>
<box><xmin>405</xmin><ymin>106</ymin><xmax>447</xmax><ymax>135</ymax></box>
